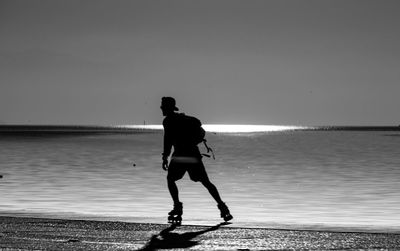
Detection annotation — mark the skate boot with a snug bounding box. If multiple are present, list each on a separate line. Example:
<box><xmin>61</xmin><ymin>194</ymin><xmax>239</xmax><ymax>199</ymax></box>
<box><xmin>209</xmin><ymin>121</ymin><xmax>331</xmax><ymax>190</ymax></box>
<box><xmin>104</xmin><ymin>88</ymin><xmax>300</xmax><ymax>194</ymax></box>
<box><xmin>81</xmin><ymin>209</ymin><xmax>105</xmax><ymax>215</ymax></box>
<box><xmin>218</xmin><ymin>202</ymin><xmax>233</xmax><ymax>222</ymax></box>
<box><xmin>168</xmin><ymin>202</ymin><xmax>183</xmax><ymax>225</ymax></box>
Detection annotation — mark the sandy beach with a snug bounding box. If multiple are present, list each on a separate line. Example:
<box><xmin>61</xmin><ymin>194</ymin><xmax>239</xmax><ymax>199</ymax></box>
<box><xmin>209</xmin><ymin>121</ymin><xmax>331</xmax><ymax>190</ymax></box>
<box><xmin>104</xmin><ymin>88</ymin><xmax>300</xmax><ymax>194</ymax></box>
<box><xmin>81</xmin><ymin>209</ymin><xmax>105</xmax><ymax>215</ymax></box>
<box><xmin>0</xmin><ymin>216</ymin><xmax>399</xmax><ymax>250</ymax></box>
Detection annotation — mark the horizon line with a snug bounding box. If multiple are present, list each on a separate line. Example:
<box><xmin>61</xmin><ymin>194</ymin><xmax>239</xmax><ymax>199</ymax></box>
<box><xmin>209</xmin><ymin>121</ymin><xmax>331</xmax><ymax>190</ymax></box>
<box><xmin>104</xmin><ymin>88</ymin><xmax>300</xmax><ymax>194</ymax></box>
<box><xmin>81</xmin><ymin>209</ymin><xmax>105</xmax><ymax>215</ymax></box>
<box><xmin>1</xmin><ymin>124</ymin><xmax>400</xmax><ymax>133</ymax></box>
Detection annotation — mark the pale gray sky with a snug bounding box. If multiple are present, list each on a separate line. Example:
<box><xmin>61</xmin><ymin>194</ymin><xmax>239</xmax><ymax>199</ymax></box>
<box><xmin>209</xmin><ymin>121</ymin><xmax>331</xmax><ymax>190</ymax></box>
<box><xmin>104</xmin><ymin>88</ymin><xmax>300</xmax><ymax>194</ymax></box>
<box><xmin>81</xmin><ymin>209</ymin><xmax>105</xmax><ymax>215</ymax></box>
<box><xmin>1</xmin><ymin>0</ymin><xmax>399</xmax><ymax>125</ymax></box>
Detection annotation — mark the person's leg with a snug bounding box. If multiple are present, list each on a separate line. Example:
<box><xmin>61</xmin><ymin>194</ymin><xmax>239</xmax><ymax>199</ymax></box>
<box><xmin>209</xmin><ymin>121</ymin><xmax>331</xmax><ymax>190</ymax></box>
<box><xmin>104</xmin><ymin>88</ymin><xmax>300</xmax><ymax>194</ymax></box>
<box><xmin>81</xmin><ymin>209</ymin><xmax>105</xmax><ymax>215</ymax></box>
<box><xmin>201</xmin><ymin>178</ymin><xmax>224</xmax><ymax>205</ymax></box>
<box><xmin>197</xmin><ymin>167</ymin><xmax>233</xmax><ymax>221</ymax></box>
<box><xmin>167</xmin><ymin>160</ymin><xmax>185</xmax><ymax>205</ymax></box>
<box><xmin>189</xmin><ymin>160</ymin><xmax>224</xmax><ymax>205</ymax></box>
<box><xmin>167</xmin><ymin>178</ymin><xmax>180</xmax><ymax>204</ymax></box>
<box><xmin>167</xmin><ymin>177</ymin><xmax>183</xmax><ymax>224</ymax></box>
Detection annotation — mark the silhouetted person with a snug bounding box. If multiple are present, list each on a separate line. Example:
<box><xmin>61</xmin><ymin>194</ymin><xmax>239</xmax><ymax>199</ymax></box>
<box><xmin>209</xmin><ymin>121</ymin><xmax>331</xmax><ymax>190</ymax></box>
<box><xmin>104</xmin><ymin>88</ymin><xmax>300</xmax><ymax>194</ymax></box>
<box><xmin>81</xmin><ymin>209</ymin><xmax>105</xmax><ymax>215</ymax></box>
<box><xmin>161</xmin><ymin>97</ymin><xmax>232</xmax><ymax>224</ymax></box>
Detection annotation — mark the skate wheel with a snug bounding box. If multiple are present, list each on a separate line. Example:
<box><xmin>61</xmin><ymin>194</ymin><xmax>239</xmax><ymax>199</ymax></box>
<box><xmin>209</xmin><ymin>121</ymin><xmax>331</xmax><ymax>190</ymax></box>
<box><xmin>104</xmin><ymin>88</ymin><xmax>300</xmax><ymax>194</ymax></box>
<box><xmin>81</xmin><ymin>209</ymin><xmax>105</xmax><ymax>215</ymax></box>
<box><xmin>168</xmin><ymin>215</ymin><xmax>182</xmax><ymax>225</ymax></box>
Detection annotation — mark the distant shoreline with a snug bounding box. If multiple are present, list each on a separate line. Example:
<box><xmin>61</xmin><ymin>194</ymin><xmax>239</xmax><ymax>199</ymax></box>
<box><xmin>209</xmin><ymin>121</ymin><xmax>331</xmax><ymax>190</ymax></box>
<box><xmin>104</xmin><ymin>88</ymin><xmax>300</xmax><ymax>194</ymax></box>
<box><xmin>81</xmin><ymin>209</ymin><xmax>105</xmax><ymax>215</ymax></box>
<box><xmin>0</xmin><ymin>125</ymin><xmax>161</xmax><ymax>135</ymax></box>
<box><xmin>1</xmin><ymin>124</ymin><xmax>400</xmax><ymax>134</ymax></box>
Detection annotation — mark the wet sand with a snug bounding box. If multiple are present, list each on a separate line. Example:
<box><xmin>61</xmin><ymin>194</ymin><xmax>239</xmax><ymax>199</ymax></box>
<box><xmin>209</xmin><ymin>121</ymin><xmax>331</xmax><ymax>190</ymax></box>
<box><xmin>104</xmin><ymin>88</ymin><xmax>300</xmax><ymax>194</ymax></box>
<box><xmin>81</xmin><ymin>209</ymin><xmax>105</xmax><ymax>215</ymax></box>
<box><xmin>1</xmin><ymin>216</ymin><xmax>400</xmax><ymax>250</ymax></box>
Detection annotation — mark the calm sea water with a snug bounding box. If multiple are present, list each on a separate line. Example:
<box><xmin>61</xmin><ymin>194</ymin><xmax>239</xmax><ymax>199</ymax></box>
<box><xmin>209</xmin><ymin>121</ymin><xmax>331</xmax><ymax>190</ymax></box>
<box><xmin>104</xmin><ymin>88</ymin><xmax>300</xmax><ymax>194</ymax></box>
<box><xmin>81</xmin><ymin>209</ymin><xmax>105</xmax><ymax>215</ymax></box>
<box><xmin>1</xmin><ymin>126</ymin><xmax>399</xmax><ymax>232</ymax></box>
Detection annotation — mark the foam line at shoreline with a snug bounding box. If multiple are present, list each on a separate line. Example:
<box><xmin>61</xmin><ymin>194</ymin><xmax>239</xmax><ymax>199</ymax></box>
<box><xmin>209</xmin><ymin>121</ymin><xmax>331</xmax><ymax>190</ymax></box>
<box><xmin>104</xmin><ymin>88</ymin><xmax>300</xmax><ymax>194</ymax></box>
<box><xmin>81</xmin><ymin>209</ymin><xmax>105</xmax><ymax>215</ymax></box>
<box><xmin>1</xmin><ymin>211</ymin><xmax>399</xmax><ymax>234</ymax></box>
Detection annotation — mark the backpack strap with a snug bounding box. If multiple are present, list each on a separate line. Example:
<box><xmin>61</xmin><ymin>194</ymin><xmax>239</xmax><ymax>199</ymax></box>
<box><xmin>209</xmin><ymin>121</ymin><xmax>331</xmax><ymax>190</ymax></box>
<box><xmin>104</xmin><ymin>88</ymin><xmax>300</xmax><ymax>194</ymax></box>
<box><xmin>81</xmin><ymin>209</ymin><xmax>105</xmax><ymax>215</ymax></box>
<box><xmin>201</xmin><ymin>139</ymin><xmax>215</xmax><ymax>160</ymax></box>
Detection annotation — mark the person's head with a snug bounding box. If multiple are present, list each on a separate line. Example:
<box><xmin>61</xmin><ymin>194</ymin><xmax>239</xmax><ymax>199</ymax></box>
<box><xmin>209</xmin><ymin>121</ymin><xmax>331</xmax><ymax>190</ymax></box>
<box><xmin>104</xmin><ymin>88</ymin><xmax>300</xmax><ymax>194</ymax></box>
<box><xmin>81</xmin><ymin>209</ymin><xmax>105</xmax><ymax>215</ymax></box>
<box><xmin>160</xmin><ymin>97</ymin><xmax>179</xmax><ymax>116</ymax></box>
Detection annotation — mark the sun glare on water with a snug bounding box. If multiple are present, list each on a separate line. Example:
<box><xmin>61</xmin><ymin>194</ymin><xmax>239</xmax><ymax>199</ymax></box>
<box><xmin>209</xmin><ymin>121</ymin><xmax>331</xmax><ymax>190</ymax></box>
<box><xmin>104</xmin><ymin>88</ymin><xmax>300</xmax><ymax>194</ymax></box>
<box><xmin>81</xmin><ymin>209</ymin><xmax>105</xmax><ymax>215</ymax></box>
<box><xmin>203</xmin><ymin>124</ymin><xmax>303</xmax><ymax>133</ymax></box>
<box><xmin>126</xmin><ymin>124</ymin><xmax>304</xmax><ymax>133</ymax></box>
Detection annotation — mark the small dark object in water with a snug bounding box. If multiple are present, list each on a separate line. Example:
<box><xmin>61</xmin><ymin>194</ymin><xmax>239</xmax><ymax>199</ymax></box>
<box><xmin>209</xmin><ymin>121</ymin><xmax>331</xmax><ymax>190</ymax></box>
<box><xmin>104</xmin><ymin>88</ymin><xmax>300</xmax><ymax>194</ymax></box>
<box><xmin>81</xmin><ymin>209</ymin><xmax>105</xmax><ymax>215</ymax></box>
<box><xmin>66</xmin><ymin>239</ymin><xmax>80</xmax><ymax>243</ymax></box>
<box><xmin>133</xmin><ymin>163</ymin><xmax>136</xmax><ymax>167</ymax></box>
<box><xmin>0</xmin><ymin>175</ymin><xmax>3</xmax><ymax>178</ymax></box>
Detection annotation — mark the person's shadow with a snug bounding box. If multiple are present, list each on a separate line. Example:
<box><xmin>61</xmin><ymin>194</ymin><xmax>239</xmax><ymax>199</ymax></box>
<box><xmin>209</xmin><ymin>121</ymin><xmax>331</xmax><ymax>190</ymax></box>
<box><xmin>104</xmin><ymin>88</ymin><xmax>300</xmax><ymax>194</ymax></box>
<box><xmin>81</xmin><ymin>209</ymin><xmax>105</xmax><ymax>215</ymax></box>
<box><xmin>138</xmin><ymin>223</ymin><xmax>228</xmax><ymax>250</ymax></box>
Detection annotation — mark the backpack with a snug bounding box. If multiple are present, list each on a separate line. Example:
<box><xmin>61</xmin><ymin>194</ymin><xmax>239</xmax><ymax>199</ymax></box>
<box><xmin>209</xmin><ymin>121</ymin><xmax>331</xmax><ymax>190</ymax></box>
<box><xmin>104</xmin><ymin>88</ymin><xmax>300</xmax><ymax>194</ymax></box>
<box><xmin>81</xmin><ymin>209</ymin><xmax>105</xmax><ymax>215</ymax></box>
<box><xmin>177</xmin><ymin>113</ymin><xmax>215</xmax><ymax>159</ymax></box>
<box><xmin>178</xmin><ymin>114</ymin><xmax>205</xmax><ymax>145</ymax></box>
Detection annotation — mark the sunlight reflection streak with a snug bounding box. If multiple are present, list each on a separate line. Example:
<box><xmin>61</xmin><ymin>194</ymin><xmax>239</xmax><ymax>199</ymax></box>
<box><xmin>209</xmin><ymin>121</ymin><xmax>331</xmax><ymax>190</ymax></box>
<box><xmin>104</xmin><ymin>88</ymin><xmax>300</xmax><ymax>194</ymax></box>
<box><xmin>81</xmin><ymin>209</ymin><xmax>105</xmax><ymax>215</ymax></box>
<box><xmin>123</xmin><ymin>124</ymin><xmax>305</xmax><ymax>133</ymax></box>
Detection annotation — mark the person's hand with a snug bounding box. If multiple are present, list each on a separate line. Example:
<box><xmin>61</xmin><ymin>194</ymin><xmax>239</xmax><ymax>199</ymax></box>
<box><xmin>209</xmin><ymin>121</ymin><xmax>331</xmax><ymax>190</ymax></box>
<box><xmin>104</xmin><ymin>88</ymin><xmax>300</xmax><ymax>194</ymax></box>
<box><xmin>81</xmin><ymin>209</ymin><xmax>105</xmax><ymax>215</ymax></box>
<box><xmin>162</xmin><ymin>159</ymin><xmax>169</xmax><ymax>171</ymax></box>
